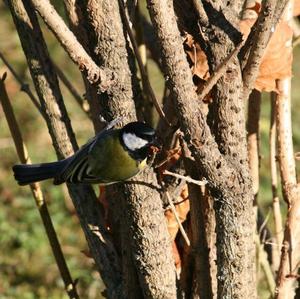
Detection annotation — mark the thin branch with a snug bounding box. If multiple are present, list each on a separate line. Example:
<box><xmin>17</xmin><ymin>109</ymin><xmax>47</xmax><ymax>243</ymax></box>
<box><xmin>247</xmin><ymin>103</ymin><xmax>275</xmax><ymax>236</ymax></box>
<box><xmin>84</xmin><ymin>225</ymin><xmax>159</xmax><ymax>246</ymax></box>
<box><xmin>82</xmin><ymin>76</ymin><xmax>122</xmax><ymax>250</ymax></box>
<box><xmin>242</xmin><ymin>0</ymin><xmax>289</xmax><ymax>100</ymax></box>
<box><xmin>52</xmin><ymin>61</ymin><xmax>90</xmax><ymax>116</ymax></box>
<box><xmin>62</xmin><ymin>0</ymin><xmax>102</xmax><ymax>132</ymax></box>
<box><xmin>242</xmin><ymin>0</ymin><xmax>277</xmax><ymax>99</ymax></box>
<box><xmin>164</xmin><ymin>170</ymin><xmax>207</xmax><ymax>187</ymax></box>
<box><xmin>165</xmin><ymin>191</ymin><xmax>190</xmax><ymax>246</ymax></box>
<box><xmin>247</xmin><ymin>90</ymin><xmax>261</xmax><ymax>201</ymax></box>
<box><xmin>197</xmin><ymin>40</ymin><xmax>244</xmax><ymax>100</ymax></box>
<box><xmin>29</xmin><ymin>0</ymin><xmax>114</xmax><ymax>91</ymax></box>
<box><xmin>270</xmin><ymin>92</ymin><xmax>283</xmax><ymax>270</ymax></box>
<box><xmin>192</xmin><ymin>0</ymin><xmax>209</xmax><ymax>27</ymax></box>
<box><xmin>134</xmin><ymin>2</ymin><xmax>155</xmax><ymax>125</ymax></box>
<box><xmin>255</xmin><ymin>234</ymin><xmax>276</xmax><ymax>296</ymax></box>
<box><xmin>273</xmin><ymin>1</ymin><xmax>290</xmax><ymax>26</ymax></box>
<box><xmin>0</xmin><ymin>73</ymin><xmax>79</xmax><ymax>299</ymax></box>
<box><xmin>0</xmin><ymin>51</ymin><xmax>42</xmax><ymax>115</ymax></box>
<box><xmin>118</xmin><ymin>0</ymin><xmax>170</xmax><ymax>126</ymax></box>
<box><xmin>274</xmin><ymin>3</ymin><xmax>300</xmax><ymax>292</ymax></box>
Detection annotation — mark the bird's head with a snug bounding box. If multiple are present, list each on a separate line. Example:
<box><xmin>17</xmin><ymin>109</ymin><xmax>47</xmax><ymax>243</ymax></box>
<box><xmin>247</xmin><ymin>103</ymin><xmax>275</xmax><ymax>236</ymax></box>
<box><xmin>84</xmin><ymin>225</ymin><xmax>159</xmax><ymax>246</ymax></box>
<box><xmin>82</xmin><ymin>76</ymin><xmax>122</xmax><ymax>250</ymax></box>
<box><xmin>120</xmin><ymin>122</ymin><xmax>160</xmax><ymax>161</ymax></box>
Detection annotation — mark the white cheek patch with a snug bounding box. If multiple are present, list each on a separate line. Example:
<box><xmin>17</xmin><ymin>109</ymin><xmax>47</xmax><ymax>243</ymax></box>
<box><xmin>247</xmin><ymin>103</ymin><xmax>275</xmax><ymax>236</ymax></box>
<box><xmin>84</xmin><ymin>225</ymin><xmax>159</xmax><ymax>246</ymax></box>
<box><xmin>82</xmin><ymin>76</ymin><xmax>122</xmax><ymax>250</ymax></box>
<box><xmin>123</xmin><ymin>133</ymin><xmax>148</xmax><ymax>150</ymax></box>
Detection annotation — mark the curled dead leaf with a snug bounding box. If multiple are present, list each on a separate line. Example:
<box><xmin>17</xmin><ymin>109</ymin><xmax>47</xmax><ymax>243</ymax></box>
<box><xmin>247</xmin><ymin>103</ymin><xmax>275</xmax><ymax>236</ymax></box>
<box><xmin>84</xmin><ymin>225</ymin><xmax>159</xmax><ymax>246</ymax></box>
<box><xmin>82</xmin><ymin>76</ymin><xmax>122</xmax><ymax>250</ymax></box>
<box><xmin>255</xmin><ymin>21</ymin><xmax>293</xmax><ymax>92</ymax></box>
<box><xmin>165</xmin><ymin>189</ymin><xmax>190</xmax><ymax>241</ymax></box>
<box><xmin>183</xmin><ymin>0</ymin><xmax>293</xmax><ymax>94</ymax></box>
<box><xmin>184</xmin><ymin>34</ymin><xmax>210</xmax><ymax>84</ymax></box>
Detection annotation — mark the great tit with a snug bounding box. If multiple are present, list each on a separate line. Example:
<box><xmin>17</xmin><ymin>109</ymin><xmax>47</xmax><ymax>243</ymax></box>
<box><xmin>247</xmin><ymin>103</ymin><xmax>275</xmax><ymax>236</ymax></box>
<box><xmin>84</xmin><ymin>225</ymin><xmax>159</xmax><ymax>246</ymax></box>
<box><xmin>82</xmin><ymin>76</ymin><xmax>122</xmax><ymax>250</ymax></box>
<box><xmin>13</xmin><ymin>122</ymin><xmax>159</xmax><ymax>186</ymax></box>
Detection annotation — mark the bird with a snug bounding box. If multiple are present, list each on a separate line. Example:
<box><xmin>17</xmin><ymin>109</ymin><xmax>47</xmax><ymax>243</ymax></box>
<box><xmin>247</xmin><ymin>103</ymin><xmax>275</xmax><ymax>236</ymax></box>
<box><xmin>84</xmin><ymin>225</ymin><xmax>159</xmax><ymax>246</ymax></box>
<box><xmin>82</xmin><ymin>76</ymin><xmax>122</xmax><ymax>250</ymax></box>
<box><xmin>13</xmin><ymin>122</ymin><xmax>159</xmax><ymax>186</ymax></box>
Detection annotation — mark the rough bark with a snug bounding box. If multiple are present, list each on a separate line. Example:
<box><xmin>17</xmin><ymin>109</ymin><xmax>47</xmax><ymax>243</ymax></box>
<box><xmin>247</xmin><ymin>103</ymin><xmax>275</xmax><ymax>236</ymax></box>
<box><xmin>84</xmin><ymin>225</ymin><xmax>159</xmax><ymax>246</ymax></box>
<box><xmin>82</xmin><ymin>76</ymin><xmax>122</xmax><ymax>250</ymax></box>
<box><xmin>7</xmin><ymin>1</ymin><xmax>122</xmax><ymax>298</ymax></box>
<box><xmin>189</xmin><ymin>183</ymin><xmax>216</xmax><ymax>299</ymax></box>
<box><xmin>77</xmin><ymin>1</ymin><xmax>176</xmax><ymax>298</ymax></box>
<box><xmin>146</xmin><ymin>1</ymin><xmax>255</xmax><ymax>298</ymax></box>
<box><xmin>179</xmin><ymin>140</ymin><xmax>215</xmax><ymax>299</ymax></box>
<box><xmin>274</xmin><ymin>79</ymin><xmax>300</xmax><ymax>299</ymax></box>
<box><xmin>29</xmin><ymin>0</ymin><xmax>114</xmax><ymax>92</ymax></box>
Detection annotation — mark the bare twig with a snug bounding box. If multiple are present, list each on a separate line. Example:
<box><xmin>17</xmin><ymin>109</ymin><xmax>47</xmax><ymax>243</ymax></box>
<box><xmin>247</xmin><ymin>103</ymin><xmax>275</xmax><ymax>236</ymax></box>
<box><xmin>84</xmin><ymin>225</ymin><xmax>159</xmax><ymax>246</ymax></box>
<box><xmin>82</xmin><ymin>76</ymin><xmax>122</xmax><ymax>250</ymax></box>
<box><xmin>164</xmin><ymin>170</ymin><xmax>207</xmax><ymax>187</ymax></box>
<box><xmin>62</xmin><ymin>0</ymin><xmax>102</xmax><ymax>132</ymax></box>
<box><xmin>118</xmin><ymin>0</ymin><xmax>170</xmax><ymax>126</ymax></box>
<box><xmin>155</xmin><ymin>147</ymin><xmax>181</xmax><ymax>168</ymax></box>
<box><xmin>29</xmin><ymin>0</ymin><xmax>114</xmax><ymax>91</ymax></box>
<box><xmin>192</xmin><ymin>0</ymin><xmax>209</xmax><ymax>27</ymax></box>
<box><xmin>270</xmin><ymin>92</ymin><xmax>283</xmax><ymax>270</ymax></box>
<box><xmin>247</xmin><ymin>90</ymin><xmax>261</xmax><ymax>200</ymax></box>
<box><xmin>53</xmin><ymin>61</ymin><xmax>90</xmax><ymax>116</ymax></box>
<box><xmin>0</xmin><ymin>73</ymin><xmax>79</xmax><ymax>299</ymax></box>
<box><xmin>134</xmin><ymin>2</ymin><xmax>155</xmax><ymax>125</ymax></box>
<box><xmin>255</xmin><ymin>234</ymin><xmax>276</xmax><ymax>296</ymax></box>
<box><xmin>242</xmin><ymin>0</ymin><xmax>277</xmax><ymax>99</ymax></box>
<box><xmin>246</xmin><ymin>90</ymin><xmax>261</xmax><ymax>285</ymax></box>
<box><xmin>165</xmin><ymin>191</ymin><xmax>190</xmax><ymax>246</ymax></box>
<box><xmin>0</xmin><ymin>51</ymin><xmax>42</xmax><ymax>115</ymax></box>
<box><xmin>242</xmin><ymin>0</ymin><xmax>289</xmax><ymax>100</ymax></box>
<box><xmin>197</xmin><ymin>39</ymin><xmax>244</xmax><ymax>100</ymax></box>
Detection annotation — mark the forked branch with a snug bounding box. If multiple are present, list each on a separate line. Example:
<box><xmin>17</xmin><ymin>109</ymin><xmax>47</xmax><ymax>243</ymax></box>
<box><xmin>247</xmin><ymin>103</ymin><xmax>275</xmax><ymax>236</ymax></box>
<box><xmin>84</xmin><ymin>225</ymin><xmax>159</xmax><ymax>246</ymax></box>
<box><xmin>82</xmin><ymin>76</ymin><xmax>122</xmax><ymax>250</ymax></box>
<box><xmin>30</xmin><ymin>0</ymin><xmax>114</xmax><ymax>91</ymax></box>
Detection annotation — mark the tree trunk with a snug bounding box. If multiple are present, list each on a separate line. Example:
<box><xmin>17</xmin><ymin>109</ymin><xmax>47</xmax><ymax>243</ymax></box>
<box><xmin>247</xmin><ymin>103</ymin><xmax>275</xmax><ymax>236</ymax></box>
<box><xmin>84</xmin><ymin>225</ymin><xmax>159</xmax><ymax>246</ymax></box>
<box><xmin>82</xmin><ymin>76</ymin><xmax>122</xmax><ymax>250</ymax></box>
<box><xmin>77</xmin><ymin>1</ymin><xmax>176</xmax><ymax>298</ymax></box>
<box><xmin>146</xmin><ymin>0</ymin><xmax>255</xmax><ymax>298</ymax></box>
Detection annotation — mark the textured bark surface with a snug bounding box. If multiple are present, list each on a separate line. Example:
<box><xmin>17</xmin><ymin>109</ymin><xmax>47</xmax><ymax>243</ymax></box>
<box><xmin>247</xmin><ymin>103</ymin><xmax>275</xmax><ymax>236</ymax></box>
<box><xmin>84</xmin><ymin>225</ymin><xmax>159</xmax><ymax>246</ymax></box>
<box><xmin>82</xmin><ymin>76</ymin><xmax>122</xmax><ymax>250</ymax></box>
<box><xmin>7</xmin><ymin>1</ymin><xmax>122</xmax><ymax>298</ymax></box>
<box><xmin>78</xmin><ymin>1</ymin><xmax>176</xmax><ymax>298</ymax></box>
<box><xmin>146</xmin><ymin>0</ymin><xmax>255</xmax><ymax>298</ymax></box>
<box><xmin>179</xmin><ymin>141</ymin><xmax>216</xmax><ymax>299</ymax></box>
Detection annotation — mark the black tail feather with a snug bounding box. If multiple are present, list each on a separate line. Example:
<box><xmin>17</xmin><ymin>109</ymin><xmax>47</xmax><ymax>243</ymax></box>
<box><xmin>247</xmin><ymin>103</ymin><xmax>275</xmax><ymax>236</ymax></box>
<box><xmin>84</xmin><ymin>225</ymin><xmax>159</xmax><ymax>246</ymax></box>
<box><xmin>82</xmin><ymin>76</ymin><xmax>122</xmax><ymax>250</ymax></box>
<box><xmin>13</xmin><ymin>161</ymin><xmax>66</xmax><ymax>186</ymax></box>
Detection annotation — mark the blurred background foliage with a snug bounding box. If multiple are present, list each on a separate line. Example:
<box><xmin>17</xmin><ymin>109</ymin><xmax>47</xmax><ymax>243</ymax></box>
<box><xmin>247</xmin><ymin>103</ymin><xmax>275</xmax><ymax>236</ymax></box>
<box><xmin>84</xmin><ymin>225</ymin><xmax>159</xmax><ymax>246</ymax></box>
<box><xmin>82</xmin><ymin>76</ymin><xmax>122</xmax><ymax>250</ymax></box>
<box><xmin>0</xmin><ymin>1</ymin><xmax>299</xmax><ymax>298</ymax></box>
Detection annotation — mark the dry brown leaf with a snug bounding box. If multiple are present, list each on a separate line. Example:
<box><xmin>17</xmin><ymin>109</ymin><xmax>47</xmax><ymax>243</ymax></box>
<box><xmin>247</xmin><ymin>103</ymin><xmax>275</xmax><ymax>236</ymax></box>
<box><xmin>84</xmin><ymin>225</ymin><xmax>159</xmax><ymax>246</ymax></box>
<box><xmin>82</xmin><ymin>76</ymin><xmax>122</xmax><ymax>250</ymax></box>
<box><xmin>184</xmin><ymin>34</ymin><xmax>209</xmax><ymax>82</ymax></box>
<box><xmin>183</xmin><ymin>0</ymin><xmax>293</xmax><ymax>94</ymax></box>
<box><xmin>165</xmin><ymin>188</ymin><xmax>190</xmax><ymax>241</ymax></box>
<box><xmin>157</xmin><ymin>147</ymin><xmax>182</xmax><ymax>176</ymax></box>
<box><xmin>240</xmin><ymin>7</ymin><xmax>293</xmax><ymax>92</ymax></box>
<box><xmin>255</xmin><ymin>21</ymin><xmax>293</xmax><ymax>92</ymax></box>
<box><xmin>294</xmin><ymin>0</ymin><xmax>300</xmax><ymax>16</ymax></box>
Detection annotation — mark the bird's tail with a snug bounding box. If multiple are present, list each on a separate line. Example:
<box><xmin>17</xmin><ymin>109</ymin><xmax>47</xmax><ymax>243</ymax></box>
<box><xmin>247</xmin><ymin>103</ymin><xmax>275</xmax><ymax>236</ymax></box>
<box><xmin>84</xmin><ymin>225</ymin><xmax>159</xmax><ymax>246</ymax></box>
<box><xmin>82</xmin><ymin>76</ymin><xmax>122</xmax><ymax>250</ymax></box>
<box><xmin>13</xmin><ymin>161</ymin><xmax>66</xmax><ymax>186</ymax></box>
